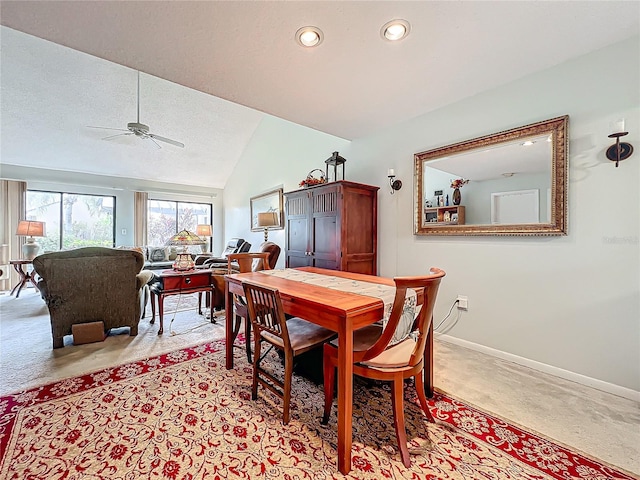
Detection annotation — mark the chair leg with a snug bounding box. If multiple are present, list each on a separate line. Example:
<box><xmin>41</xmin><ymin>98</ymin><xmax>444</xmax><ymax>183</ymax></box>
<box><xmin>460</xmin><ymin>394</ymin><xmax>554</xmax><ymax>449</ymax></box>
<box><xmin>321</xmin><ymin>344</ymin><xmax>335</xmax><ymax>425</ymax></box>
<box><xmin>232</xmin><ymin>314</ymin><xmax>242</xmax><ymax>339</ymax></box>
<box><xmin>252</xmin><ymin>335</ymin><xmax>261</xmax><ymax>401</ymax></box>
<box><xmin>415</xmin><ymin>371</ymin><xmax>435</xmax><ymax>423</ymax></box>
<box><xmin>244</xmin><ymin>317</ymin><xmax>252</xmax><ymax>363</ymax></box>
<box><xmin>283</xmin><ymin>349</ymin><xmax>294</xmax><ymax>425</ymax></box>
<box><xmin>391</xmin><ymin>376</ymin><xmax>411</xmax><ymax>468</ymax></box>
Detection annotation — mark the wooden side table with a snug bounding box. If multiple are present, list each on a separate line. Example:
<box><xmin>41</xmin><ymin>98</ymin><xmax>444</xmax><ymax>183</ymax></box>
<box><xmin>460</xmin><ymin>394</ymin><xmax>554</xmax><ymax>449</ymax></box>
<box><xmin>9</xmin><ymin>260</ymin><xmax>38</xmax><ymax>298</ymax></box>
<box><xmin>149</xmin><ymin>269</ymin><xmax>214</xmax><ymax>335</ymax></box>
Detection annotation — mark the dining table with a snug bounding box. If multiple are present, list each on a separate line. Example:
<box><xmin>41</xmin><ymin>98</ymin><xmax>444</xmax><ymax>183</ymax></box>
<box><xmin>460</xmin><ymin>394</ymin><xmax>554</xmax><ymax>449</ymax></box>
<box><xmin>224</xmin><ymin>266</ymin><xmax>435</xmax><ymax>475</ymax></box>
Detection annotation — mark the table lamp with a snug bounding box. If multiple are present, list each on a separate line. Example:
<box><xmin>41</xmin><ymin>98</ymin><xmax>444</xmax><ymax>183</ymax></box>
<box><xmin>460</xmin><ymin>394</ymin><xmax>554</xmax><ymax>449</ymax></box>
<box><xmin>16</xmin><ymin>220</ymin><xmax>46</xmax><ymax>260</ymax></box>
<box><xmin>196</xmin><ymin>224</ymin><xmax>212</xmax><ymax>253</ymax></box>
<box><xmin>257</xmin><ymin>212</ymin><xmax>279</xmax><ymax>242</ymax></box>
<box><xmin>165</xmin><ymin>229</ymin><xmax>204</xmax><ymax>271</ymax></box>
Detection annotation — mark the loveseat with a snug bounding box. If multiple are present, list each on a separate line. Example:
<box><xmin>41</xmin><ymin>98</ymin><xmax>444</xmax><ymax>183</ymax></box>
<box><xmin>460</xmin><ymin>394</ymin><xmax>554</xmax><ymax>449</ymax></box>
<box><xmin>33</xmin><ymin>247</ymin><xmax>153</xmax><ymax>348</ymax></box>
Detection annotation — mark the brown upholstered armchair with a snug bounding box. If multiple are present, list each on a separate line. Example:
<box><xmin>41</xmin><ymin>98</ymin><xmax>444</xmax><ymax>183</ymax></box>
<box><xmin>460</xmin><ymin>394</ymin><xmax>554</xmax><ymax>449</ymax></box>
<box><xmin>33</xmin><ymin>247</ymin><xmax>152</xmax><ymax>349</ymax></box>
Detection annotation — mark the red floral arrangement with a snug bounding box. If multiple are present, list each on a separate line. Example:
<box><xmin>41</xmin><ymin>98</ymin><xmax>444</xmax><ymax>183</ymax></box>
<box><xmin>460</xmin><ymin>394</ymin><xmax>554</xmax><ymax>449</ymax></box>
<box><xmin>299</xmin><ymin>169</ymin><xmax>327</xmax><ymax>187</ymax></box>
<box><xmin>450</xmin><ymin>178</ymin><xmax>469</xmax><ymax>189</ymax></box>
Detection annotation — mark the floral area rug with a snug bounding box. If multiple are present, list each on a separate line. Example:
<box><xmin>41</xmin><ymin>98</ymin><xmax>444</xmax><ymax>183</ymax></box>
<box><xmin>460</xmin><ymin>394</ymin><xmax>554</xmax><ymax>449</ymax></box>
<box><xmin>0</xmin><ymin>339</ymin><xmax>636</xmax><ymax>480</ymax></box>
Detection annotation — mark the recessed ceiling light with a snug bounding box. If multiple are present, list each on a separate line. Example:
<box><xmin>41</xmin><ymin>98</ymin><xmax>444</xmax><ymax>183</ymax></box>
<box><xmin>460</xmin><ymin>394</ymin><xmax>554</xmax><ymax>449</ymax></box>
<box><xmin>521</xmin><ymin>140</ymin><xmax>535</xmax><ymax>146</ymax></box>
<box><xmin>381</xmin><ymin>19</ymin><xmax>410</xmax><ymax>41</ymax></box>
<box><xmin>295</xmin><ymin>26</ymin><xmax>324</xmax><ymax>48</ymax></box>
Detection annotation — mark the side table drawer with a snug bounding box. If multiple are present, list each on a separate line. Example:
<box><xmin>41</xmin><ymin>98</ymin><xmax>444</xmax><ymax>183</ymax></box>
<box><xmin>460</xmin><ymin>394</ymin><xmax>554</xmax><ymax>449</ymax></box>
<box><xmin>162</xmin><ymin>272</ymin><xmax>211</xmax><ymax>290</ymax></box>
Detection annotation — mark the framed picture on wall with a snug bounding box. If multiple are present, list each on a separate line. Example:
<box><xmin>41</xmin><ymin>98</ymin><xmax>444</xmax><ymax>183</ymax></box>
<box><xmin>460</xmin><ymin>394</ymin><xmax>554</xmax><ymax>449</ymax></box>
<box><xmin>250</xmin><ymin>188</ymin><xmax>284</xmax><ymax>232</ymax></box>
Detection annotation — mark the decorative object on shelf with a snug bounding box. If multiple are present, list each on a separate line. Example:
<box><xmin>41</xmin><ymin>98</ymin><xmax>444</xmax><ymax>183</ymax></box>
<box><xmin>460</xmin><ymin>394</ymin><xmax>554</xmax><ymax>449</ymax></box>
<box><xmin>606</xmin><ymin>119</ymin><xmax>633</xmax><ymax>168</ymax></box>
<box><xmin>325</xmin><ymin>151</ymin><xmax>347</xmax><ymax>181</ymax></box>
<box><xmin>450</xmin><ymin>178</ymin><xmax>469</xmax><ymax>206</ymax></box>
<box><xmin>196</xmin><ymin>224</ymin><xmax>212</xmax><ymax>253</ymax></box>
<box><xmin>387</xmin><ymin>168</ymin><xmax>402</xmax><ymax>194</ymax></box>
<box><xmin>299</xmin><ymin>169</ymin><xmax>327</xmax><ymax>188</ymax></box>
<box><xmin>16</xmin><ymin>220</ymin><xmax>46</xmax><ymax>260</ymax></box>
<box><xmin>165</xmin><ymin>229</ymin><xmax>204</xmax><ymax>271</ymax></box>
<box><xmin>257</xmin><ymin>212</ymin><xmax>279</xmax><ymax>242</ymax></box>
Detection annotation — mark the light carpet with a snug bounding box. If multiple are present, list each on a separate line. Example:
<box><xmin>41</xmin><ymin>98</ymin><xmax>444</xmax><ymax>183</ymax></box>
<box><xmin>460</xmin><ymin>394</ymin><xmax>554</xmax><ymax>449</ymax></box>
<box><xmin>1</xmin><ymin>338</ymin><xmax>637</xmax><ymax>480</ymax></box>
<box><xmin>0</xmin><ymin>290</ymin><xmax>225</xmax><ymax>396</ymax></box>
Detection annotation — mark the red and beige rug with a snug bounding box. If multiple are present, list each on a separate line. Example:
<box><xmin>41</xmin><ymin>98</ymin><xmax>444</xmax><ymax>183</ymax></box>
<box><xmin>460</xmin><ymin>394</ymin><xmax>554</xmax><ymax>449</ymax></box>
<box><xmin>0</xmin><ymin>339</ymin><xmax>636</xmax><ymax>479</ymax></box>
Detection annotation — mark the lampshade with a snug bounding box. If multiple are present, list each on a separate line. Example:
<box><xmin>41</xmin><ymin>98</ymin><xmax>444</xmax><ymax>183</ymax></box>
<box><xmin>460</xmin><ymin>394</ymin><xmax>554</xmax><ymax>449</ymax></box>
<box><xmin>165</xmin><ymin>229</ymin><xmax>205</xmax><ymax>246</ymax></box>
<box><xmin>196</xmin><ymin>224</ymin><xmax>212</xmax><ymax>237</ymax></box>
<box><xmin>16</xmin><ymin>221</ymin><xmax>45</xmax><ymax>237</ymax></box>
<box><xmin>258</xmin><ymin>212</ymin><xmax>279</xmax><ymax>242</ymax></box>
<box><xmin>165</xmin><ymin>229</ymin><xmax>204</xmax><ymax>271</ymax></box>
<box><xmin>257</xmin><ymin>212</ymin><xmax>279</xmax><ymax>228</ymax></box>
<box><xmin>16</xmin><ymin>220</ymin><xmax>46</xmax><ymax>260</ymax></box>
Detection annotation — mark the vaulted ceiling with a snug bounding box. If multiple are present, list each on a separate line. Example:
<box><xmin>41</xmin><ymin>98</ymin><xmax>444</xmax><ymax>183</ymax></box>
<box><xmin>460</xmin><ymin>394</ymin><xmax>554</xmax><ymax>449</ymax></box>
<box><xmin>1</xmin><ymin>1</ymin><xmax>638</xmax><ymax>189</ymax></box>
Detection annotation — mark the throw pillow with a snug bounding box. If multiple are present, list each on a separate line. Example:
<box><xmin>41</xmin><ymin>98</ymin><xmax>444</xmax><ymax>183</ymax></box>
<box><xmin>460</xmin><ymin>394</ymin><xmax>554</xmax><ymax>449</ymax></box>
<box><xmin>149</xmin><ymin>247</ymin><xmax>168</xmax><ymax>262</ymax></box>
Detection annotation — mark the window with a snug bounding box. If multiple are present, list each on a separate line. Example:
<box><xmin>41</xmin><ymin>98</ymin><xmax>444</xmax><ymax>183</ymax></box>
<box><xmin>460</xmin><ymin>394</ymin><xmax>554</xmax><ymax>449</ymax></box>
<box><xmin>147</xmin><ymin>199</ymin><xmax>212</xmax><ymax>251</ymax></box>
<box><xmin>26</xmin><ymin>190</ymin><xmax>116</xmax><ymax>251</ymax></box>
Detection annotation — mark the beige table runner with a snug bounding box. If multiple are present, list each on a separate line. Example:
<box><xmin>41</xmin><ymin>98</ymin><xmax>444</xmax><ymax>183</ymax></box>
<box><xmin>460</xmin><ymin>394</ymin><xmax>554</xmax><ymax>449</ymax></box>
<box><xmin>260</xmin><ymin>269</ymin><xmax>416</xmax><ymax>345</ymax></box>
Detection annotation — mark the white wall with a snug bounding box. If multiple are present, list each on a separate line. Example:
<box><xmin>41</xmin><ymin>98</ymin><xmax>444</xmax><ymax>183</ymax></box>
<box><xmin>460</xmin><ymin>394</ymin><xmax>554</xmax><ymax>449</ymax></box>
<box><xmin>225</xmin><ymin>36</ymin><xmax>639</xmax><ymax>394</ymax></box>
<box><xmin>222</xmin><ymin>115</ymin><xmax>350</xmax><ymax>268</ymax></box>
<box><xmin>349</xmin><ymin>36</ymin><xmax>640</xmax><ymax>393</ymax></box>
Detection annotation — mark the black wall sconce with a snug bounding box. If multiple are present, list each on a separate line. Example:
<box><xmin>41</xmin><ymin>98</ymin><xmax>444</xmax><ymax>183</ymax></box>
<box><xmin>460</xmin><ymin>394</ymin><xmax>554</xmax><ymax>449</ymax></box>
<box><xmin>606</xmin><ymin>119</ymin><xmax>633</xmax><ymax>168</ymax></box>
<box><xmin>388</xmin><ymin>168</ymin><xmax>402</xmax><ymax>194</ymax></box>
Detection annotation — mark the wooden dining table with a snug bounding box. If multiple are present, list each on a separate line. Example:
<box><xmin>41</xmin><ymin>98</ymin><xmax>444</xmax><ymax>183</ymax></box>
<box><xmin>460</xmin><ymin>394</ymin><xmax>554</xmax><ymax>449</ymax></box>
<box><xmin>224</xmin><ymin>266</ymin><xmax>435</xmax><ymax>475</ymax></box>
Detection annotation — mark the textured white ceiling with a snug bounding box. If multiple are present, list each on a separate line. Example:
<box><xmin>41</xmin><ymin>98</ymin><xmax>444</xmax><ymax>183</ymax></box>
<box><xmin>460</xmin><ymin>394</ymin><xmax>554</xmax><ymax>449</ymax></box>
<box><xmin>1</xmin><ymin>1</ymin><xmax>638</xmax><ymax>188</ymax></box>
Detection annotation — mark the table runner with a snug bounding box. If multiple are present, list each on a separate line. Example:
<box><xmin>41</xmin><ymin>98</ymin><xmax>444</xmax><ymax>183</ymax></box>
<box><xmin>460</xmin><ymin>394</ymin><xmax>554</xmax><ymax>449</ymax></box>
<box><xmin>259</xmin><ymin>269</ymin><xmax>416</xmax><ymax>345</ymax></box>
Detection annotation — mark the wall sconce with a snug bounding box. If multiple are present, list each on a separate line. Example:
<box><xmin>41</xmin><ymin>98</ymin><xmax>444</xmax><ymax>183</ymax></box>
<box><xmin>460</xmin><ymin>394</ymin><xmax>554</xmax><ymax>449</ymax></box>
<box><xmin>606</xmin><ymin>119</ymin><xmax>633</xmax><ymax>168</ymax></box>
<box><xmin>387</xmin><ymin>169</ymin><xmax>402</xmax><ymax>194</ymax></box>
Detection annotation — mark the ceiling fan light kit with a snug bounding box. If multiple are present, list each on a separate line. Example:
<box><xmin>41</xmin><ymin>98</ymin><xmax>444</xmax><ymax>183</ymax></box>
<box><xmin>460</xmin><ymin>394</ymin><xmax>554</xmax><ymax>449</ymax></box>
<box><xmin>88</xmin><ymin>71</ymin><xmax>184</xmax><ymax>149</ymax></box>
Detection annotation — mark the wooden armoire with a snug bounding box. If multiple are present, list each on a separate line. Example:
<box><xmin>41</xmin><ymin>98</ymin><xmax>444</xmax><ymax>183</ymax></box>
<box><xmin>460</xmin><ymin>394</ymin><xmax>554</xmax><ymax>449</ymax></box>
<box><xmin>284</xmin><ymin>181</ymin><xmax>379</xmax><ymax>275</ymax></box>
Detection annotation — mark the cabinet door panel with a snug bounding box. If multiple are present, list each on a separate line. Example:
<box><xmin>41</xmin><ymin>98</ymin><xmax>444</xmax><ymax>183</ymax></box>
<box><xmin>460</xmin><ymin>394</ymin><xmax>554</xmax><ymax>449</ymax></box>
<box><xmin>313</xmin><ymin>215</ymin><xmax>338</xmax><ymax>259</ymax></box>
<box><xmin>287</xmin><ymin>218</ymin><xmax>308</xmax><ymax>253</ymax></box>
<box><xmin>287</xmin><ymin>253</ymin><xmax>311</xmax><ymax>268</ymax></box>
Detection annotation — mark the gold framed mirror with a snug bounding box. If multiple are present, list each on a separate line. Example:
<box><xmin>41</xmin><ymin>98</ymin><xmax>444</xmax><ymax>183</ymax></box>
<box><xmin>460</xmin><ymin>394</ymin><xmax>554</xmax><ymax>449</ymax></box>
<box><xmin>414</xmin><ymin>116</ymin><xmax>568</xmax><ymax>236</ymax></box>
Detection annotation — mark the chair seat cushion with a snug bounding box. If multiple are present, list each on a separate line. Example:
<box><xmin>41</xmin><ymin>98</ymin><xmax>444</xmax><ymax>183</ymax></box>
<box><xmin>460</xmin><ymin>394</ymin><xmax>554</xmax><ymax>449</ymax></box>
<box><xmin>328</xmin><ymin>324</ymin><xmax>383</xmax><ymax>352</ymax></box>
<box><xmin>261</xmin><ymin>317</ymin><xmax>335</xmax><ymax>353</ymax></box>
<box><xmin>359</xmin><ymin>336</ymin><xmax>417</xmax><ymax>370</ymax></box>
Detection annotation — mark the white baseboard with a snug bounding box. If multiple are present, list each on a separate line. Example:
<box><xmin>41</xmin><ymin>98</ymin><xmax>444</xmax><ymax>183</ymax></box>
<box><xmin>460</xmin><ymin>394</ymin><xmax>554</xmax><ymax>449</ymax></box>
<box><xmin>437</xmin><ymin>334</ymin><xmax>640</xmax><ymax>402</ymax></box>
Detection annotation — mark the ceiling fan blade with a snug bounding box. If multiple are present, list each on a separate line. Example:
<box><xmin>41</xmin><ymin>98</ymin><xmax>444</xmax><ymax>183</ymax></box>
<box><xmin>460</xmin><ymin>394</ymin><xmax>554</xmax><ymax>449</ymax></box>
<box><xmin>87</xmin><ymin>126</ymin><xmax>130</xmax><ymax>132</ymax></box>
<box><xmin>145</xmin><ymin>136</ymin><xmax>162</xmax><ymax>149</ymax></box>
<box><xmin>102</xmin><ymin>132</ymin><xmax>134</xmax><ymax>141</ymax></box>
<box><xmin>148</xmin><ymin>133</ymin><xmax>185</xmax><ymax>148</ymax></box>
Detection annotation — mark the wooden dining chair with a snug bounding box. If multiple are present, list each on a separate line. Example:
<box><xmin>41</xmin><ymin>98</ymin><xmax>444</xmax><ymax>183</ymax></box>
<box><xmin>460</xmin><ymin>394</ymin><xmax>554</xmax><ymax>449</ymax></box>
<box><xmin>227</xmin><ymin>252</ymin><xmax>271</xmax><ymax>363</ymax></box>
<box><xmin>321</xmin><ymin>267</ymin><xmax>445</xmax><ymax>467</ymax></box>
<box><xmin>242</xmin><ymin>281</ymin><xmax>336</xmax><ymax>424</ymax></box>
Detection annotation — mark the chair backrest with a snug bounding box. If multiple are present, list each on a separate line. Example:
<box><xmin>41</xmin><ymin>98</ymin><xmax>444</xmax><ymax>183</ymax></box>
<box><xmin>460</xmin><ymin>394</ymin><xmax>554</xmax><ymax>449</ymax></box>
<box><xmin>257</xmin><ymin>242</ymin><xmax>281</xmax><ymax>270</ymax></box>
<box><xmin>242</xmin><ymin>281</ymin><xmax>291</xmax><ymax>350</ymax></box>
<box><xmin>360</xmin><ymin>267</ymin><xmax>445</xmax><ymax>366</ymax></box>
<box><xmin>227</xmin><ymin>252</ymin><xmax>272</xmax><ymax>274</ymax></box>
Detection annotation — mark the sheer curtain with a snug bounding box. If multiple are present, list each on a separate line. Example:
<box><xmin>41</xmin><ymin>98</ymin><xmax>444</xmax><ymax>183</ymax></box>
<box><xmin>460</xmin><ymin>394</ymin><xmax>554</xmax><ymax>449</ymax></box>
<box><xmin>134</xmin><ymin>191</ymin><xmax>148</xmax><ymax>247</ymax></box>
<box><xmin>0</xmin><ymin>179</ymin><xmax>26</xmax><ymax>291</ymax></box>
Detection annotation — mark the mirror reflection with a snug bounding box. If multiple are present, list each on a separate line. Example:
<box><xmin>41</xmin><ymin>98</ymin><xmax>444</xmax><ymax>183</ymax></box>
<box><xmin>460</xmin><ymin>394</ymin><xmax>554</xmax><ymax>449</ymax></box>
<box><xmin>414</xmin><ymin>116</ymin><xmax>568</xmax><ymax>236</ymax></box>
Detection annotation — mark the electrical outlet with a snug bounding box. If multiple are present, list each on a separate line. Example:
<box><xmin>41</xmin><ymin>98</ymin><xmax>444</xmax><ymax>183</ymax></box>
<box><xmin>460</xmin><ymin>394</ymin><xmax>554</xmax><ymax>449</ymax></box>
<box><xmin>457</xmin><ymin>295</ymin><xmax>468</xmax><ymax>310</ymax></box>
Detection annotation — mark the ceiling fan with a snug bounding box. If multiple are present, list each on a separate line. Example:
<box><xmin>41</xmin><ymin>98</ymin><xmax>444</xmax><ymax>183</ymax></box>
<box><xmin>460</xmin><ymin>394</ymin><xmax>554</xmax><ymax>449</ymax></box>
<box><xmin>87</xmin><ymin>71</ymin><xmax>185</xmax><ymax>148</ymax></box>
